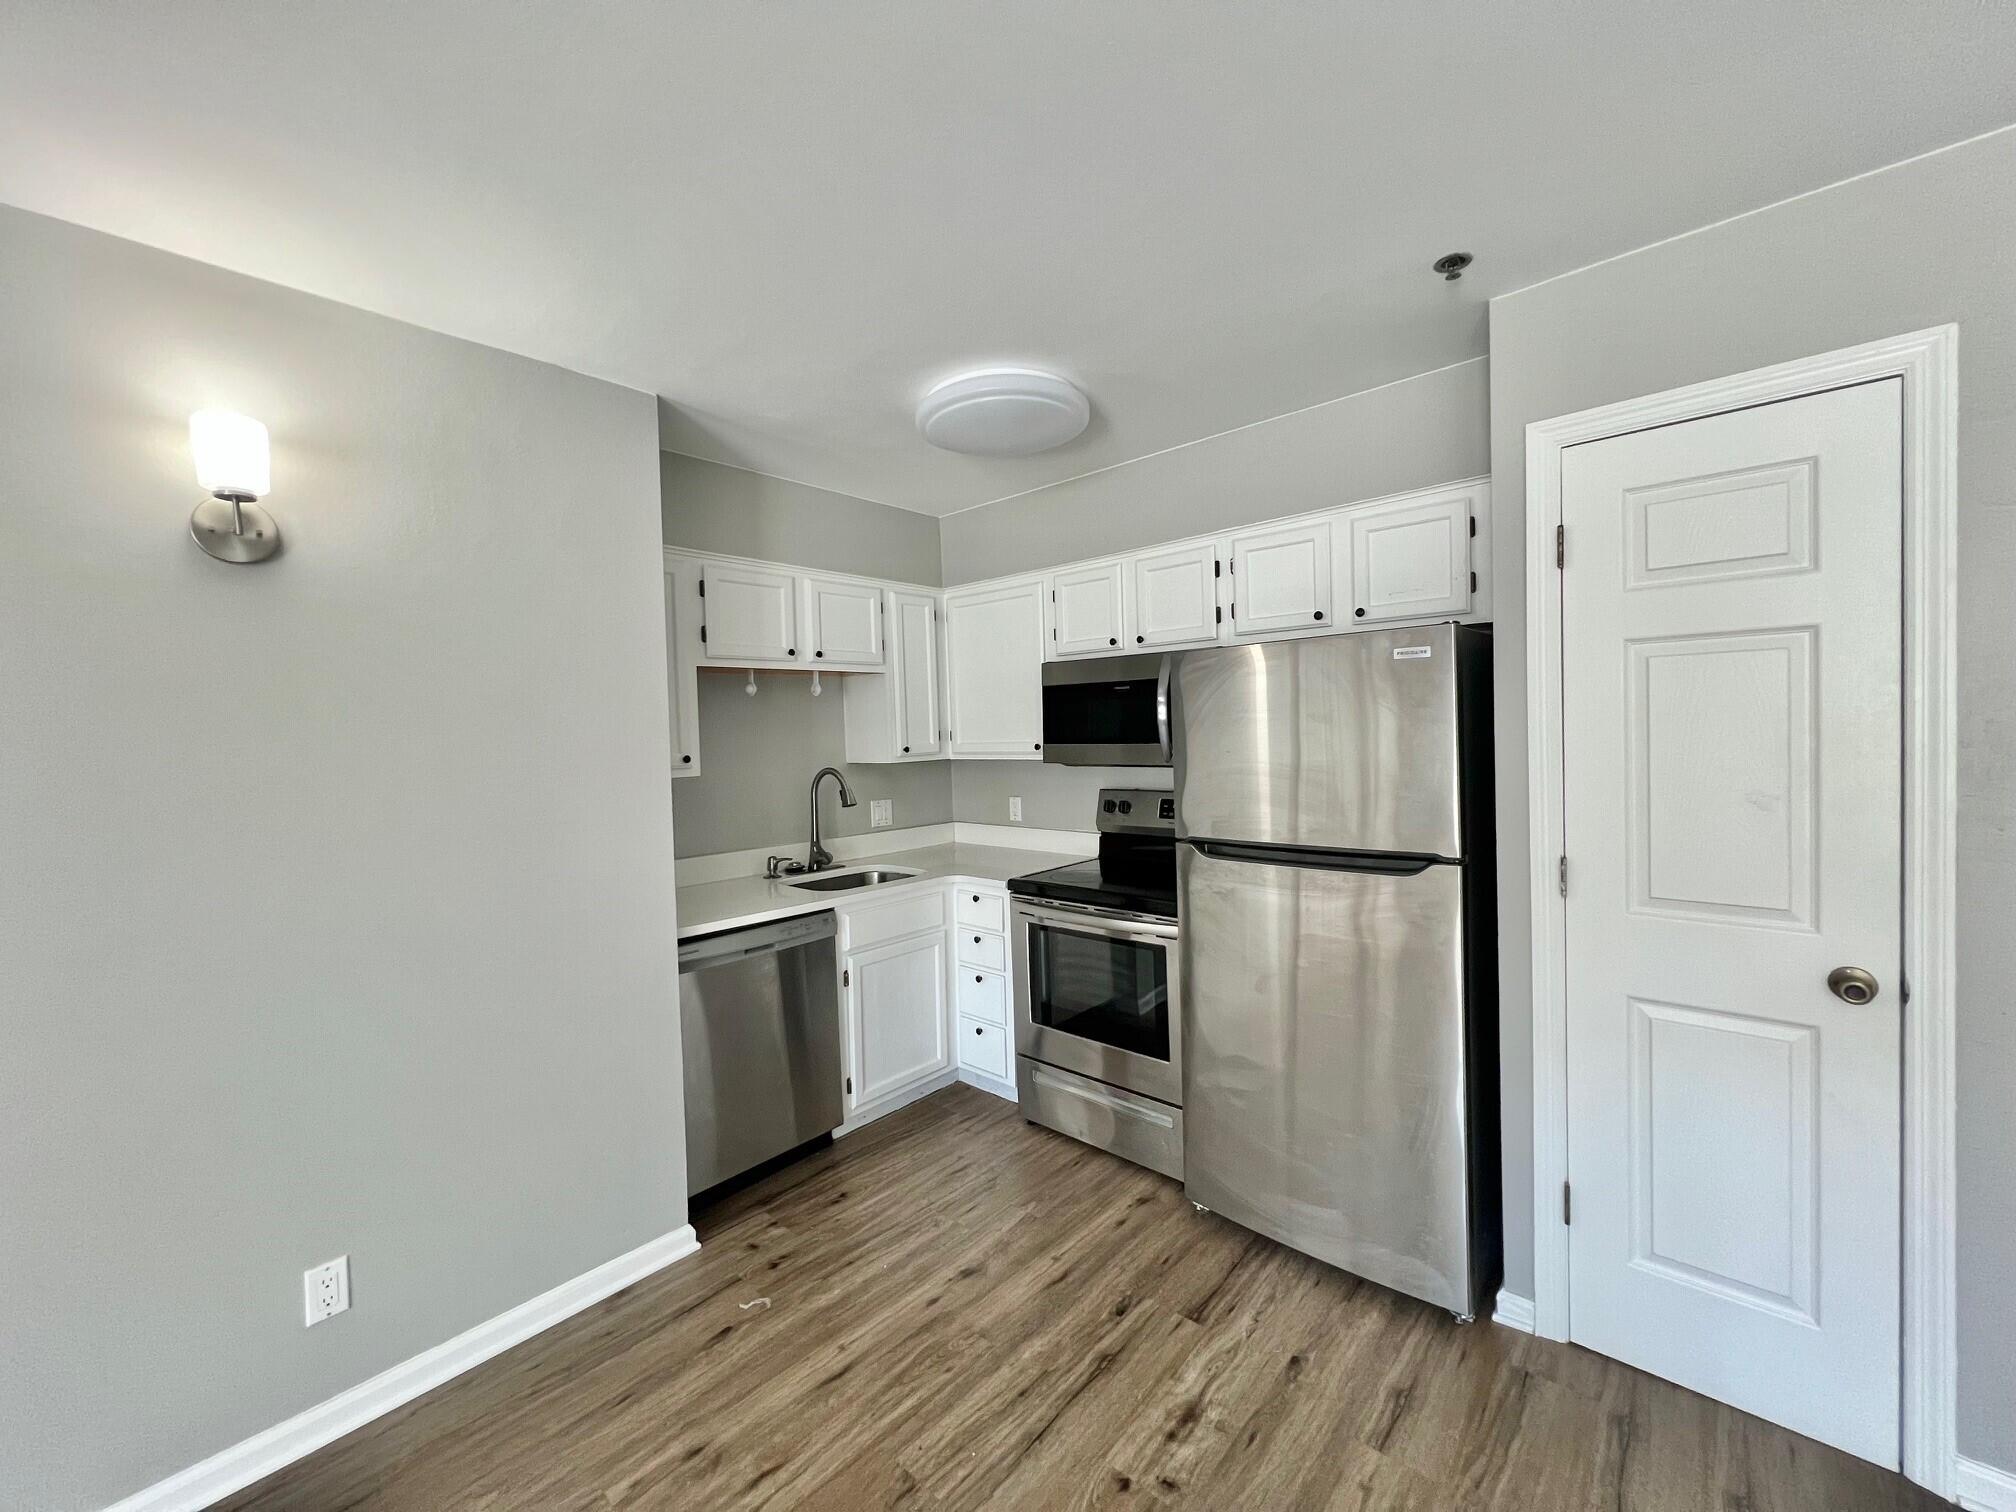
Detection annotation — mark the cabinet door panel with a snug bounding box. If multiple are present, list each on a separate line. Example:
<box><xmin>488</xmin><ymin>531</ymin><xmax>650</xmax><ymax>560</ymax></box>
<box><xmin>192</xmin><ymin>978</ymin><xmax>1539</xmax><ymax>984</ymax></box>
<box><xmin>663</xmin><ymin>558</ymin><xmax>703</xmax><ymax>777</ymax></box>
<box><xmin>1129</xmin><ymin>541</ymin><xmax>1220</xmax><ymax>648</ymax></box>
<box><xmin>945</xmin><ymin>579</ymin><xmax>1045</xmax><ymax>757</ymax></box>
<box><xmin>847</xmin><ymin>932</ymin><xmax>950</xmax><ymax>1109</ymax></box>
<box><xmin>1229</xmin><ymin>521</ymin><xmax>1332</xmax><ymax>636</ymax></box>
<box><xmin>891</xmin><ymin>590</ymin><xmax>942</xmax><ymax>756</ymax></box>
<box><xmin>1050</xmin><ymin>561</ymin><xmax>1126</xmax><ymax>657</ymax></box>
<box><xmin>702</xmin><ymin>563</ymin><xmax>798</xmax><ymax>662</ymax></box>
<box><xmin>1346</xmin><ymin>492</ymin><xmax>1472</xmax><ymax>624</ymax></box>
<box><xmin>803</xmin><ymin>575</ymin><xmax>884</xmax><ymax>665</ymax></box>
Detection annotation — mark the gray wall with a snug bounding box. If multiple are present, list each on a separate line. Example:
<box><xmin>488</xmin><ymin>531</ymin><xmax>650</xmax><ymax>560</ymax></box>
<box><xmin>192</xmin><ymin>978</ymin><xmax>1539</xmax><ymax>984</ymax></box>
<box><xmin>951</xmin><ymin>762</ymin><xmax>1172</xmax><ymax>835</ymax></box>
<box><xmin>671</xmin><ymin>672</ymin><xmax>954</xmax><ymax>857</ymax></box>
<box><xmin>662</xmin><ymin>458</ymin><xmax>954</xmax><ymax>855</ymax></box>
<box><xmin>939</xmin><ymin>358</ymin><xmax>1490</xmax><ymax>585</ymax></box>
<box><xmin>661</xmin><ymin>449</ymin><xmax>941</xmax><ymax>587</ymax></box>
<box><xmin>0</xmin><ymin>207</ymin><xmax>684</xmax><ymax>1510</ymax></box>
<box><xmin>1487</xmin><ymin>128</ymin><xmax>2016</xmax><ymax>1466</ymax></box>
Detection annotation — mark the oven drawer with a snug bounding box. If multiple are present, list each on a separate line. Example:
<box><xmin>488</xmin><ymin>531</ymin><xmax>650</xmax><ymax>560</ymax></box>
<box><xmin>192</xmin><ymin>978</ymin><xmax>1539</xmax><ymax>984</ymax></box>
<box><xmin>955</xmin><ymin>890</ymin><xmax>1006</xmax><ymax>933</ymax></box>
<box><xmin>957</xmin><ymin>967</ymin><xmax>1009</xmax><ymax>1026</ymax></box>
<box><xmin>961</xmin><ymin>1017</ymin><xmax>1010</xmax><ymax>1079</ymax></box>
<box><xmin>956</xmin><ymin>930</ymin><xmax>1007</xmax><ymax>971</ymax></box>
<box><xmin>1018</xmin><ymin>1058</ymin><xmax>1183</xmax><ymax>1180</ymax></box>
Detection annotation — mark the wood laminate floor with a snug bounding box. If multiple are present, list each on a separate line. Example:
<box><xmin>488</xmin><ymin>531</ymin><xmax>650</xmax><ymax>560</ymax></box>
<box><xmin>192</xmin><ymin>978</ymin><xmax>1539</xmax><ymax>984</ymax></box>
<box><xmin>222</xmin><ymin>1085</ymin><xmax>1943</xmax><ymax>1512</ymax></box>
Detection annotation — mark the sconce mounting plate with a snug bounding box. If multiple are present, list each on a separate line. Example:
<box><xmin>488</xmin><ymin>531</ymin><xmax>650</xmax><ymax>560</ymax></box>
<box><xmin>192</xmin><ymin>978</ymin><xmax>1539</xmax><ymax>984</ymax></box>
<box><xmin>191</xmin><ymin>497</ymin><xmax>281</xmax><ymax>564</ymax></box>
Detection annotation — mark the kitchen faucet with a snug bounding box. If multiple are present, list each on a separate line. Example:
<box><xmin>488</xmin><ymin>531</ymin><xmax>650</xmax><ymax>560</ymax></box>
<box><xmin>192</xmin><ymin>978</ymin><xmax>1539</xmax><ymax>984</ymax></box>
<box><xmin>767</xmin><ymin>766</ymin><xmax>857</xmax><ymax>877</ymax></box>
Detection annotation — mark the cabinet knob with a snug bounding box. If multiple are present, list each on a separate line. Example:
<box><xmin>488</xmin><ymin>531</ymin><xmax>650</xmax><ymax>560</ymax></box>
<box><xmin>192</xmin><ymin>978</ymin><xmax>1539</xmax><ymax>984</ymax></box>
<box><xmin>1354</xmin><ymin>608</ymin><xmax>1365</xmax><ymax>618</ymax></box>
<box><xmin>815</xmin><ymin>650</ymin><xmax>824</xmax><ymax>658</ymax></box>
<box><xmin>1108</xmin><ymin>637</ymin><xmax>1117</xmax><ymax>646</ymax></box>
<box><xmin>1033</xmin><ymin>743</ymin><xmax>1041</xmax><ymax>751</ymax></box>
<box><xmin>902</xmin><ymin>745</ymin><xmax>910</xmax><ymax>754</ymax></box>
<box><xmin>975</xmin><ymin>974</ymin><xmax>983</xmax><ymax>983</ymax></box>
<box><xmin>974</xmin><ymin>1025</ymin><xmax>984</xmax><ymax>1035</ymax></box>
<box><xmin>973</xmin><ymin>935</ymin><xmax>981</xmax><ymax>943</ymax></box>
<box><xmin>681</xmin><ymin>754</ymin><xmax>691</xmax><ymax>764</ymax></box>
<box><xmin>788</xmin><ymin>647</ymin><xmax>797</xmax><ymax>655</ymax></box>
<box><xmin>1313</xmin><ymin>611</ymin><xmax>1324</xmax><ymax>621</ymax></box>
<box><xmin>1136</xmin><ymin>635</ymin><xmax>1145</xmax><ymax>644</ymax></box>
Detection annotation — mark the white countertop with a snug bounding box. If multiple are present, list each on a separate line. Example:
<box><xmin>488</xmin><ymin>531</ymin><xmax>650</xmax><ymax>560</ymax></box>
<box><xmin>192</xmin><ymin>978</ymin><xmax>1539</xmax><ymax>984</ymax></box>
<box><xmin>675</xmin><ymin>841</ymin><xmax>1085</xmax><ymax>940</ymax></box>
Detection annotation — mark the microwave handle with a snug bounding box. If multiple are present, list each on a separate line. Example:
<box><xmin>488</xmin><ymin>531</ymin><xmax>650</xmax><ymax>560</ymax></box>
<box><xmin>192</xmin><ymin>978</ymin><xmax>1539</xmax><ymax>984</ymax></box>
<box><xmin>1156</xmin><ymin>653</ymin><xmax>1173</xmax><ymax>764</ymax></box>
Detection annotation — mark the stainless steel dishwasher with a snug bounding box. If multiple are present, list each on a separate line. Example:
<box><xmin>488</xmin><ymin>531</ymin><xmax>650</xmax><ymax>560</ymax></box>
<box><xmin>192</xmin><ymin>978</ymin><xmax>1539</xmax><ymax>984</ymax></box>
<box><xmin>678</xmin><ymin>911</ymin><xmax>843</xmax><ymax>1196</ymax></box>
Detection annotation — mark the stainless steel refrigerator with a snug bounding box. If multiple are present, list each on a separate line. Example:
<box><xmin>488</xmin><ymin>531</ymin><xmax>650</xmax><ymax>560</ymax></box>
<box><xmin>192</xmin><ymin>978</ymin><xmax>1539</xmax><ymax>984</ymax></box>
<box><xmin>1172</xmin><ymin>622</ymin><xmax>1499</xmax><ymax>1318</ymax></box>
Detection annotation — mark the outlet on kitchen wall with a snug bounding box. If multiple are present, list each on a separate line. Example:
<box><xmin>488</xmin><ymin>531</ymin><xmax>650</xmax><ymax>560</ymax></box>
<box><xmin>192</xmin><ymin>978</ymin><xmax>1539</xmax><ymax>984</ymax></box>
<box><xmin>869</xmin><ymin>799</ymin><xmax>892</xmax><ymax>829</ymax></box>
<box><xmin>304</xmin><ymin>1256</ymin><xmax>350</xmax><ymax>1327</ymax></box>
<box><xmin>1009</xmin><ymin>796</ymin><xmax>1023</xmax><ymax>823</ymax></box>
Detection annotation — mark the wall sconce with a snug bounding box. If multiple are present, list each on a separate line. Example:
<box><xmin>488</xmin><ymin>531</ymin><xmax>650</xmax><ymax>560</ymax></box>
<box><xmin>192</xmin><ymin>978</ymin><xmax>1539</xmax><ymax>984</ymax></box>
<box><xmin>189</xmin><ymin>409</ymin><xmax>280</xmax><ymax>563</ymax></box>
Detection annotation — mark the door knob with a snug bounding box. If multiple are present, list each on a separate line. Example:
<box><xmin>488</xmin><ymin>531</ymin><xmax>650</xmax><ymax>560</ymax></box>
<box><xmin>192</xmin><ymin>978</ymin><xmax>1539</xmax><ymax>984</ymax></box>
<box><xmin>1827</xmin><ymin>966</ymin><xmax>1879</xmax><ymax>1005</ymax></box>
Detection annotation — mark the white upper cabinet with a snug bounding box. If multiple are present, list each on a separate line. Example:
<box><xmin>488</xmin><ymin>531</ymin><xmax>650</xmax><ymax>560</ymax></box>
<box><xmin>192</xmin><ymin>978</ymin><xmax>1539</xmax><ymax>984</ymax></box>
<box><xmin>945</xmin><ymin>578</ymin><xmax>1045</xmax><ymax>758</ymax></box>
<box><xmin>801</xmin><ymin>574</ymin><xmax>884</xmax><ymax>666</ymax></box>
<box><xmin>700</xmin><ymin>562</ymin><xmax>798</xmax><ymax>663</ymax></box>
<box><xmin>663</xmin><ymin>556</ymin><xmax>702</xmax><ymax>778</ymax></box>
<box><xmin>1048</xmin><ymin>561</ymin><xmax>1127</xmax><ymax>657</ymax></box>
<box><xmin>1228</xmin><ymin>519</ymin><xmax>1333</xmax><ymax>637</ymax></box>
<box><xmin>1343</xmin><ymin>487</ymin><xmax>1475</xmax><ymax>625</ymax></box>
<box><xmin>1128</xmin><ymin>540</ymin><xmax>1221</xmax><ymax>649</ymax></box>
<box><xmin>890</xmin><ymin>591</ymin><xmax>942</xmax><ymax>757</ymax></box>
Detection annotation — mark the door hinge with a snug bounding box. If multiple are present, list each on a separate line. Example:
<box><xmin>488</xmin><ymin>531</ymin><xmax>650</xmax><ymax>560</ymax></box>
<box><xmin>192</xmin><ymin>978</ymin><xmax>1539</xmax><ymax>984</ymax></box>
<box><xmin>1563</xmin><ymin>1181</ymin><xmax>1573</xmax><ymax>1225</ymax></box>
<box><xmin>1558</xmin><ymin>854</ymin><xmax>1568</xmax><ymax>896</ymax></box>
<box><xmin>1555</xmin><ymin>524</ymin><xmax>1565</xmax><ymax>569</ymax></box>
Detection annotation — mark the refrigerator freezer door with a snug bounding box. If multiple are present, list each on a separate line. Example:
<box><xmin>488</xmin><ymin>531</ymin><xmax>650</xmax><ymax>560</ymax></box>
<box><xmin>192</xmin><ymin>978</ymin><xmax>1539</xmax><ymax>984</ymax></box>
<box><xmin>1172</xmin><ymin>624</ymin><xmax>1463</xmax><ymax>858</ymax></box>
<box><xmin>1179</xmin><ymin>841</ymin><xmax>1475</xmax><ymax>1313</ymax></box>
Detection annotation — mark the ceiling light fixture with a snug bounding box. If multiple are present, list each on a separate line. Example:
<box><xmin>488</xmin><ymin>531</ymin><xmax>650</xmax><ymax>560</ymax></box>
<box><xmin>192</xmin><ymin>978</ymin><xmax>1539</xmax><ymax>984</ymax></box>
<box><xmin>915</xmin><ymin>368</ymin><xmax>1090</xmax><ymax>457</ymax></box>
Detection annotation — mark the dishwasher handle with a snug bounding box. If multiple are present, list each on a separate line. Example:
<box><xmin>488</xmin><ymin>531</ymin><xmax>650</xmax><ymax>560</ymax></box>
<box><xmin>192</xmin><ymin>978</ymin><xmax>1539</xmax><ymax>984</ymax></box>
<box><xmin>679</xmin><ymin>910</ymin><xmax>836</xmax><ymax>970</ymax></box>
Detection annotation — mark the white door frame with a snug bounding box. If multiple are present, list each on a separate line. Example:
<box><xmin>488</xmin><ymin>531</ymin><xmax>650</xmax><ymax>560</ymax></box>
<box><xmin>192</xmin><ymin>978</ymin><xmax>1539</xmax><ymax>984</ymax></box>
<box><xmin>1523</xmin><ymin>326</ymin><xmax>1958</xmax><ymax>1494</ymax></box>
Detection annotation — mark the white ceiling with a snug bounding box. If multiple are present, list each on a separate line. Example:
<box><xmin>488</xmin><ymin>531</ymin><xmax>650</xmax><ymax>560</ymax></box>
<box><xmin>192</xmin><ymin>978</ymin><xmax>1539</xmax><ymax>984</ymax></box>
<box><xmin>4</xmin><ymin>4</ymin><xmax>2013</xmax><ymax>515</ymax></box>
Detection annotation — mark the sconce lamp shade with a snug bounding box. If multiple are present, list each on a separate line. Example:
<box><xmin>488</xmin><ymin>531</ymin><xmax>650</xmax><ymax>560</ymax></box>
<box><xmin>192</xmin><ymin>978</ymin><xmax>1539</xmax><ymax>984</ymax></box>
<box><xmin>189</xmin><ymin>410</ymin><xmax>270</xmax><ymax>500</ymax></box>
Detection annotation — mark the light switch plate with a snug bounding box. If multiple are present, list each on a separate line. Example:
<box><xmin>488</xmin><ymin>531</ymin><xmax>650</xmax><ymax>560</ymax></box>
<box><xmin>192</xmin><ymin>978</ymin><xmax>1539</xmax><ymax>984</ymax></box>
<box><xmin>1009</xmin><ymin>797</ymin><xmax>1023</xmax><ymax>823</ymax></box>
<box><xmin>869</xmin><ymin>799</ymin><xmax>893</xmax><ymax>829</ymax></box>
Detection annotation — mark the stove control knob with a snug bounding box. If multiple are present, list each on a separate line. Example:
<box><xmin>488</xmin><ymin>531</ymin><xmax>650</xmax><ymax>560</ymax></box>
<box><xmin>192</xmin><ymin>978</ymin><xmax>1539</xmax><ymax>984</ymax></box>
<box><xmin>1117</xmin><ymin>800</ymin><xmax>1132</xmax><ymax>814</ymax></box>
<box><xmin>1101</xmin><ymin>799</ymin><xmax>1116</xmax><ymax>813</ymax></box>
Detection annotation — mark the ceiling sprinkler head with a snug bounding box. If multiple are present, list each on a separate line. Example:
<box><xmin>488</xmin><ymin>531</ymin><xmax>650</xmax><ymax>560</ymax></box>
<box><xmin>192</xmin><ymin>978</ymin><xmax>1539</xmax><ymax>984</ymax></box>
<box><xmin>1432</xmin><ymin>252</ymin><xmax>1473</xmax><ymax>282</ymax></box>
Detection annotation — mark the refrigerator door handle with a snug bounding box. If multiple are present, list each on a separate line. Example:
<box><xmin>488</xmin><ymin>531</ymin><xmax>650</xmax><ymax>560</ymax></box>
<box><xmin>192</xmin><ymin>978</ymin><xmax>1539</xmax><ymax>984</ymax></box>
<box><xmin>1155</xmin><ymin>653</ymin><xmax>1173</xmax><ymax>766</ymax></box>
<box><xmin>1185</xmin><ymin>839</ymin><xmax>1445</xmax><ymax>875</ymax></box>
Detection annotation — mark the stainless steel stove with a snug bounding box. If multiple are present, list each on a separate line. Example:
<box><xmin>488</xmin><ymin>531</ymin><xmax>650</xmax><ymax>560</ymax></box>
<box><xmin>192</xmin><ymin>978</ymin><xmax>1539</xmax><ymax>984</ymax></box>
<box><xmin>1006</xmin><ymin>788</ymin><xmax>1182</xmax><ymax>1179</ymax></box>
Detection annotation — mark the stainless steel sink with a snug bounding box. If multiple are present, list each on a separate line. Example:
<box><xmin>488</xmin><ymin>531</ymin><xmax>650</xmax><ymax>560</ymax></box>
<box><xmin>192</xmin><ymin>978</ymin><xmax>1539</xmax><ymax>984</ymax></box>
<box><xmin>786</xmin><ymin>869</ymin><xmax>917</xmax><ymax>892</ymax></box>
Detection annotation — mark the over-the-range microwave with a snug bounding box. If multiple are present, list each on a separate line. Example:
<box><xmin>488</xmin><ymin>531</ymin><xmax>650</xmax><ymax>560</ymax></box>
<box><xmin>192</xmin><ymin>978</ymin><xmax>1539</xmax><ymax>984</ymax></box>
<box><xmin>1040</xmin><ymin>651</ymin><xmax>1171</xmax><ymax>767</ymax></box>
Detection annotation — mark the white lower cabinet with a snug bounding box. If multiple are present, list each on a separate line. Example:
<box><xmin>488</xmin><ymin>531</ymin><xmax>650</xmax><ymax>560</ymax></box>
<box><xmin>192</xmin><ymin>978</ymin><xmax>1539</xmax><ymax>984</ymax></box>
<box><xmin>842</xmin><ymin>929</ymin><xmax>949</xmax><ymax>1116</ymax></box>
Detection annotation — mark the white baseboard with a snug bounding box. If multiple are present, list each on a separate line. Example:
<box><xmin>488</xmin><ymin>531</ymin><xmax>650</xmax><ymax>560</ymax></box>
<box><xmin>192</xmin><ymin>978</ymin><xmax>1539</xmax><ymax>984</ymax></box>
<box><xmin>1959</xmin><ymin>1456</ymin><xmax>2016</xmax><ymax>1511</ymax></box>
<box><xmin>951</xmin><ymin>821</ymin><xmax>1097</xmax><ymax>855</ymax></box>
<box><xmin>1491</xmin><ymin>1288</ymin><xmax>1536</xmax><ymax>1333</ymax></box>
<box><xmin>834</xmin><ymin>1068</ymin><xmax>959</xmax><ymax>1137</ymax></box>
<box><xmin>957</xmin><ymin>1065</ymin><xmax>1019</xmax><ymax>1103</ymax></box>
<box><xmin>105</xmin><ymin>1224</ymin><xmax>701</xmax><ymax>1512</ymax></box>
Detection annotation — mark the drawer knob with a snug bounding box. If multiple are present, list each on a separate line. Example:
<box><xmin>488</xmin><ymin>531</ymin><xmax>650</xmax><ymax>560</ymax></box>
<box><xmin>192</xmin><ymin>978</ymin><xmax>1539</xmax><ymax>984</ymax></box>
<box><xmin>975</xmin><ymin>974</ymin><xmax>983</xmax><ymax>983</ymax></box>
<box><xmin>973</xmin><ymin>934</ymin><xmax>981</xmax><ymax>942</ymax></box>
<box><xmin>974</xmin><ymin>1026</ymin><xmax>983</xmax><ymax>1035</ymax></box>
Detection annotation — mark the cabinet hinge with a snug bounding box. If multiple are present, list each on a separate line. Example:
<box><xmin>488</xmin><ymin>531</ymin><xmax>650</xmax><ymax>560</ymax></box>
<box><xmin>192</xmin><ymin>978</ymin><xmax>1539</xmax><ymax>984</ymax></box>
<box><xmin>1470</xmin><ymin>570</ymin><xmax>1477</xmax><ymax>593</ymax></box>
<box><xmin>698</xmin><ymin>578</ymin><xmax>706</xmax><ymax>598</ymax></box>
<box><xmin>845</xmin><ymin>1074</ymin><xmax>853</xmax><ymax>1095</ymax></box>
<box><xmin>1215</xmin><ymin>606</ymin><xmax>1222</xmax><ymax>625</ymax></box>
<box><xmin>843</xmin><ymin>967</ymin><xmax>851</xmax><ymax>988</ymax></box>
<box><xmin>1556</xmin><ymin>524</ymin><xmax>1565</xmax><ymax>569</ymax></box>
<box><xmin>699</xmin><ymin>624</ymin><xmax>708</xmax><ymax>644</ymax></box>
<box><xmin>1563</xmin><ymin>1181</ymin><xmax>1572</xmax><ymax>1225</ymax></box>
<box><xmin>1558</xmin><ymin>855</ymin><xmax>1568</xmax><ymax>897</ymax></box>
<box><xmin>1214</xmin><ymin>559</ymin><xmax>1222</xmax><ymax>578</ymax></box>
<box><xmin>1469</xmin><ymin>515</ymin><xmax>1477</xmax><ymax>539</ymax></box>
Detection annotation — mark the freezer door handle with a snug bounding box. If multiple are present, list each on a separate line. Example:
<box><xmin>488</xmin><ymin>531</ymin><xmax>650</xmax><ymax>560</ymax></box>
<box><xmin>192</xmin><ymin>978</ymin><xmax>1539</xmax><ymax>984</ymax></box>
<box><xmin>1185</xmin><ymin>839</ymin><xmax>1444</xmax><ymax>875</ymax></box>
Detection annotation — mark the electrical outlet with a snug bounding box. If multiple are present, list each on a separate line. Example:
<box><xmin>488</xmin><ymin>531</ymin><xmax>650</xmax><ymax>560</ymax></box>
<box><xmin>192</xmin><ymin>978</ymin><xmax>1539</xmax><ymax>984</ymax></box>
<box><xmin>1009</xmin><ymin>796</ymin><xmax>1023</xmax><ymax>823</ymax></box>
<box><xmin>304</xmin><ymin>1256</ymin><xmax>350</xmax><ymax>1327</ymax></box>
<box><xmin>869</xmin><ymin>798</ymin><xmax>892</xmax><ymax>829</ymax></box>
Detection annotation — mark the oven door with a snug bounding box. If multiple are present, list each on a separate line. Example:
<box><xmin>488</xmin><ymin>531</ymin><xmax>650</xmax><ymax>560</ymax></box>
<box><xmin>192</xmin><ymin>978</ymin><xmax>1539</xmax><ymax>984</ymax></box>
<box><xmin>1012</xmin><ymin>898</ymin><xmax>1181</xmax><ymax>1105</ymax></box>
<box><xmin>1040</xmin><ymin>653</ymin><xmax>1171</xmax><ymax>766</ymax></box>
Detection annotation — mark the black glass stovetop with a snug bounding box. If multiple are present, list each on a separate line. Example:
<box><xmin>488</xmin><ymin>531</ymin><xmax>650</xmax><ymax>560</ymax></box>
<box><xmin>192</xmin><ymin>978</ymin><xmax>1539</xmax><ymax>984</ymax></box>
<box><xmin>1007</xmin><ymin>837</ymin><xmax>1177</xmax><ymax>920</ymax></box>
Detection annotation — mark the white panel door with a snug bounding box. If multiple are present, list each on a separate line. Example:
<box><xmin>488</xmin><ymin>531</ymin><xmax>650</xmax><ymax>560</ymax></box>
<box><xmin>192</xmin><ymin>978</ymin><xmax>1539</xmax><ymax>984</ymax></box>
<box><xmin>1345</xmin><ymin>491</ymin><xmax>1472</xmax><ymax>624</ymax></box>
<box><xmin>701</xmin><ymin>562</ymin><xmax>798</xmax><ymax>663</ymax></box>
<box><xmin>944</xmin><ymin>578</ymin><xmax>1045</xmax><ymax>757</ymax></box>
<box><xmin>1129</xmin><ymin>541</ymin><xmax>1221</xmax><ymax>649</ymax></box>
<box><xmin>846</xmin><ymin>932</ymin><xmax>950</xmax><ymax>1110</ymax></box>
<box><xmin>889</xmin><ymin>589</ymin><xmax>942</xmax><ymax>757</ymax></box>
<box><xmin>1228</xmin><ymin>520</ymin><xmax>1332</xmax><ymax>637</ymax></box>
<box><xmin>1561</xmin><ymin>380</ymin><xmax>1902</xmax><ymax>1466</ymax></box>
<box><xmin>802</xmin><ymin>575</ymin><xmax>884</xmax><ymax>666</ymax></box>
<box><xmin>662</xmin><ymin>557</ymin><xmax>702</xmax><ymax>777</ymax></box>
<box><xmin>1049</xmin><ymin>561</ymin><xmax>1126</xmax><ymax>657</ymax></box>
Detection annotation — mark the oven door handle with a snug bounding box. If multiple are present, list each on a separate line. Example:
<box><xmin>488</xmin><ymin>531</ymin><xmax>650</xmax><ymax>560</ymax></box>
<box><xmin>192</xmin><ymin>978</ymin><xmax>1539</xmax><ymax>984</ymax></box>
<box><xmin>1012</xmin><ymin>900</ymin><xmax>1178</xmax><ymax>943</ymax></box>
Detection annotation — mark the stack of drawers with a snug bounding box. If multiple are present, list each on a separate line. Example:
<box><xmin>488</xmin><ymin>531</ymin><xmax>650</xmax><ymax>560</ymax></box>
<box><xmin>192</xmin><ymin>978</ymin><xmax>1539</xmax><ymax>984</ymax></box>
<box><xmin>953</xmin><ymin>887</ymin><xmax>1012</xmax><ymax>1083</ymax></box>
